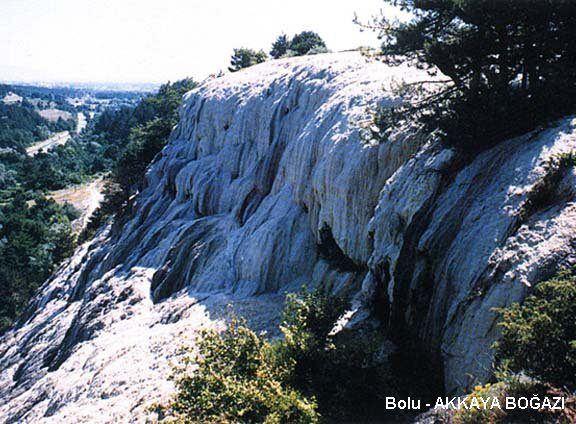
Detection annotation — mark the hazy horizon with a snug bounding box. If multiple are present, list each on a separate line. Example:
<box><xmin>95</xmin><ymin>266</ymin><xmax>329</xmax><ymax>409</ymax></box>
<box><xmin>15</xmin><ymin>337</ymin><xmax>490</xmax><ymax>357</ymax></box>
<box><xmin>1</xmin><ymin>0</ymin><xmax>400</xmax><ymax>85</ymax></box>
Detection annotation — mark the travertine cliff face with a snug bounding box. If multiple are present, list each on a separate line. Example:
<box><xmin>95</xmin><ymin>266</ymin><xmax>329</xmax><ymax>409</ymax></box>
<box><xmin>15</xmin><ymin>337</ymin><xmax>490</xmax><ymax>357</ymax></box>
<box><xmin>1</xmin><ymin>52</ymin><xmax>576</xmax><ymax>422</ymax></box>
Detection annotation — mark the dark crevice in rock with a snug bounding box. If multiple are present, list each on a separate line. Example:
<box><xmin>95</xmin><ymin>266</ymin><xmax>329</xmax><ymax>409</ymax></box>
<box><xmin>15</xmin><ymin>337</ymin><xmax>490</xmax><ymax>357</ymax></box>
<box><xmin>4</xmin><ymin>389</ymin><xmax>49</xmax><ymax>424</ymax></box>
<box><xmin>372</xmin><ymin>264</ymin><xmax>391</xmax><ymax>326</ymax></box>
<box><xmin>387</xmin><ymin>208</ymin><xmax>439</xmax><ymax>341</ymax></box>
<box><xmin>236</xmin><ymin>187</ymin><xmax>263</xmax><ymax>226</ymax></box>
<box><xmin>254</xmin><ymin>103</ymin><xmax>288</xmax><ymax>198</ymax></box>
<box><xmin>42</xmin><ymin>289</ymin><xmax>113</xmax><ymax>372</ymax></box>
<box><xmin>69</xmin><ymin>250</ymin><xmax>104</xmax><ymax>302</ymax></box>
<box><xmin>195</xmin><ymin>98</ymin><xmax>206</xmax><ymax>125</ymax></box>
<box><xmin>518</xmin><ymin>155</ymin><xmax>574</xmax><ymax>228</ymax></box>
<box><xmin>252</xmin><ymin>79</ymin><xmax>304</xmax><ymax>200</ymax></box>
<box><xmin>43</xmin><ymin>315</ymin><xmax>92</xmax><ymax>372</ymax></box>
<box><xmin>317</xmin><ymin>224</ymin><xmax>365</xmax><ymax>273</ymax></box>
<box><xmin>372</xmin><ymin>173</ymin><xmax>457</xmax><ymax>394</ymax></box>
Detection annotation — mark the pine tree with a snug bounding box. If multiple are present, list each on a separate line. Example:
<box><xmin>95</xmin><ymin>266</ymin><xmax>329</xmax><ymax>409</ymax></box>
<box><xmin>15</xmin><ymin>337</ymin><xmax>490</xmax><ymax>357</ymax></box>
<box><xmin>366</xmin><ymin>0</ymin><xmax>576</xmax><ymax>149</ymax></box>
<box><xmin>228</xmin><ymin>48</ymin><xmax>267</xmax><ymax>73</ymax></box>
<box><xmin>270</xmin><ymin>34</ymin><xmax>289</xmax><ymax>59</ymax></box>
<box><xmin>289</xmin><ymin>31</ymin><xmax>327</xmax><ymax>56</ymax></box>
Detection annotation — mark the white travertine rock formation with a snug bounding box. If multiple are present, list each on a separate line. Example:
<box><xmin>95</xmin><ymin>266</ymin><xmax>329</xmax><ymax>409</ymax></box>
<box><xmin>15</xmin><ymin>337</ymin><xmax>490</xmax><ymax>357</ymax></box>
<box><xmin>1</xmin><ymin>52</ymin><xmax>576</xmax><ymax>422</ymax></box>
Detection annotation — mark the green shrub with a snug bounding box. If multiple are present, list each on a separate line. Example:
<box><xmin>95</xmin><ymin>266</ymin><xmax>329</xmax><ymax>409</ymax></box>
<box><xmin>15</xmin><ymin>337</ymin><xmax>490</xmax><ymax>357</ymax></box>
<box><xmin>160</xmin><ymin>289</ymin><xmax>393</xmax><ymax>423</ymax></box>
<box><xmin>450</xmin><ymin>269</ymin><xmax>576</xmax><ymax>423</ymax></box>
<box><xmin>288</xmin><ymin>32</ymin><xmax>326</xmax><ymax>57</ymax></box>
<box><xmin>165</xmin><ymin>319</ymin><xmax>318</xmax><ymax>423</ymax></box>
<box><xmin>494</xmin><ymin>270</ymin><xmax>576</xmax><ymax>389</ymax></box>
<box><xmin>270</xmin><ymin>34</ymin><xmax>289</xmax><ymax>59</ymax></box>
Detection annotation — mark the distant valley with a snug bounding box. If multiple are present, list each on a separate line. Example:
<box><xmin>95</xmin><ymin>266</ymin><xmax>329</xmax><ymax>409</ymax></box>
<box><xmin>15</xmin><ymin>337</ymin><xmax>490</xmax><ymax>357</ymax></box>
<box><xmin>0</xmin><ymin>80</ymin><xmax>162</xmax><ymax>333</ymax></box>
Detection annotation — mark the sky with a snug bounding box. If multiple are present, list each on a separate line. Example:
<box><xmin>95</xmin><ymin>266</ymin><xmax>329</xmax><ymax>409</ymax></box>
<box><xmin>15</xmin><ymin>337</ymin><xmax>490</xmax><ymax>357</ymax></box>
<box><xmin>0</xmin><ymin>0</ymin><xmax>397</xmax><ymax>85</ymax></box>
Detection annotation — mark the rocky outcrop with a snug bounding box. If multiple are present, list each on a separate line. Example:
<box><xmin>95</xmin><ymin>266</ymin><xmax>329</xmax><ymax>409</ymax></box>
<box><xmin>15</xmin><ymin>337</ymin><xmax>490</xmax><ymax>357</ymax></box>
<box><xmin>1</xmin><ymin>52</ymin><xmax>576</xmax><ymax>422</ymax></box>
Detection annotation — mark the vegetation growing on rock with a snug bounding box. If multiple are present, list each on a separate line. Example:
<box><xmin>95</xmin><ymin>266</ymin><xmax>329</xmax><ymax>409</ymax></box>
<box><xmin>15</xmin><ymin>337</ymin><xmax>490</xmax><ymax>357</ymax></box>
<box><xmin>270</xmin><ymin>34</ymin><xmax>290</xmax><ymax>59</ymax></box>
<box><xmin>446</xmin><ymin>269</ymin><xmax>576</xmax><ymax>423</ymax></box>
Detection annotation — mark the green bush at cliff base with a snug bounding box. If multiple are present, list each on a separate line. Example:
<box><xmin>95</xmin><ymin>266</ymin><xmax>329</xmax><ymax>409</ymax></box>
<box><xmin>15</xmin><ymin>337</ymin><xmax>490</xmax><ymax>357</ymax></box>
<box><xmin>165</xmin><ymin>319</ymin><xmax>318</xmax><ymax>424</ymax></box>
<box><xmin>158</xmin><ymin>289</ymin><xmax>393</xmax><ymax>423</ymax></box>
<box><xmin>494</xmin><ymin>270</ymin><xmax>576</xmax><ymax>390</ymax></box>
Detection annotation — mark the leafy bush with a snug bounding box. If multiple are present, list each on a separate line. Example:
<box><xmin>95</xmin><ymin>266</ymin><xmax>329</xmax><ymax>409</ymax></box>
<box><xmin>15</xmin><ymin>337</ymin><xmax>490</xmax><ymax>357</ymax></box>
<box><xmin>278</xmin><ymin>291</ymin><xmax>391</xmax><ymax>421</ymax></box>
<box><xmin>160</xmin><ymin>290</ymin><xmax>393</xmax><ymax>423</ymax></box>
<box><xmin>161</xmin><ymin>319</ymin><xmax>319</xmax><ymax>423</ymax></box>
<box><xmin>452</xmin><ymin>382</ymin><xmax>506</xmax><ymax>424</ymax></box>
<box><xmin>494</xmin><ymin>270</ymin><xmax>576</xmax><ymax>389</ymax></box>
<box><xmin>452</xmin><ymin>376</ymin><xmax>576</xmax><ymax>424</ymax></box>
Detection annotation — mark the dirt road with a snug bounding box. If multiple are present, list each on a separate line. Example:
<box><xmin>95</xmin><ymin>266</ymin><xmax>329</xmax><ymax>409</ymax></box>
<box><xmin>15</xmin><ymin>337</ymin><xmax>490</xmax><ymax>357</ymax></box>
<box><xmin>49</xmin><ymin>177</ymin><xmax>106</xmax><ymax>232</ymax></box>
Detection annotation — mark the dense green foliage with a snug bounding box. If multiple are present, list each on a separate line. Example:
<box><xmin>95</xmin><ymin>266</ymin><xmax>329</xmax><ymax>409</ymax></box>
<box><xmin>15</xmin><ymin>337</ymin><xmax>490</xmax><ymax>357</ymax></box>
<box><xmin>369</xmin><ymin>0</ymin><xmax>576</xmax><ymax>149</ymax></box>
<box><xmin>229</xmin><ymin>48</ymin><xmax>268</xmax><ymax>72</ymax></box>
<box><xmin>451</xmin><ymin>378</ymin><xmax>576</xmax><ymax>424</ymax></box>
<box><xmin>494</xmin><ymin>270</ymin><xmax>576</xmax><ymax>389</ymax></box>
<box><xmin>270</xmin><ymin>32</ymin><xmax>328</xmax><ymax>59</ymax></box>
<box><xmin>164</xmin><ymin>319</ymin><xmax>319</xmax><ymax>424</ymax></box>
<box><xmin>0</xmin><ymin>192</ymin><xmax>78</xmax><ymax>332</ymax></box>
<box><xmin>230</xmin><ymin>31</ymin><xmax>327</xmax><ymax>72</ymax></box>
<box><xmin>13</xmin><ymin>136</ymin><xmax>111</xmax><ymax>191</ymax></box>
<box><xmin>160</xmin><ymin>290</ymin><xmax>398</xmax><ymax>423</ymax></box>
